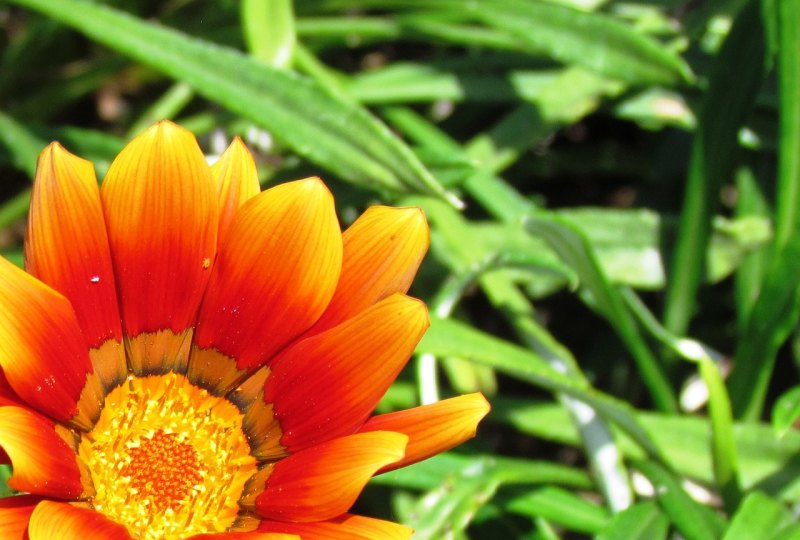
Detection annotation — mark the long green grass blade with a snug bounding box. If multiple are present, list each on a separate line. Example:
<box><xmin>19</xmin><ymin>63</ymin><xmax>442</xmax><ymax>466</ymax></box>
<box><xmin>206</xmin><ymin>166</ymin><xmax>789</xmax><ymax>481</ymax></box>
<box><xmin>730</xmin><ymin>234</ymin><xmax>800</xmax><ymax>419</ymax></box>
<box><xmin>662</xmin><ymin>0</ymin><xmax>767</xmax><ymax>338</ymax></box>
<box><xmin>771</xmin><ymin>0</ymin><xmax>800</xmax><ymax>247</ymax></box>
<box><xmin>723</xmin><ymin>491</ymin><xmax>796</xmax><ymax>539</ymax></box>
<box><xmin>420</xmin><ymin>317</ymin><xmax>664</xmax><ymax>461</ymax></box>
<box><xmin>241</xmin><ymin>0</ymin><xmax>296</xmax><ymax>68</ymax></box>
<box><xmin>633</xmin><ymin>459</ymin><xmax>725</xmax><ymax>540</ymax></box>
<box><xmin>463</xmin><ymin>0</ymin><xmax>692</xmax><ymax>86</ymax></box>
<box><xmin>9</xmin><ymin>0</ymin><xmax>456</xmax><ymax>204</ymax></box>
<box><xmin>0</xmin><ymin>111</ymin><xmax>45</xmax><ymax>229</ymax></box>
<box><xmin>621</xmin><ymin>288</ymin><xmax>741</xmax><ymax>509</ymax></box>
<box><xmin>502</xmin><ymin>486</ymin><xmax>609</xmax><ymax>534</ymax></box>
<box><xmin>527</xmin><ymin>215</ymin><xmax>677</xmax><ymax>412</ymax></box>
<box><xmin>596</xmin><ymin>501</ymin><xmax>669</xmax><ymax>540</ymax></box>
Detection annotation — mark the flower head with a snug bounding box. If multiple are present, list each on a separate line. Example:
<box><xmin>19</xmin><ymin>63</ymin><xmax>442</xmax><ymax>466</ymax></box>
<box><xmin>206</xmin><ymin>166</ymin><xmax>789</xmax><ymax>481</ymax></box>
<box><xmin>0</xmin><ymin>121</ymin><xmax>489</xmax><ymax>539</ymax></box>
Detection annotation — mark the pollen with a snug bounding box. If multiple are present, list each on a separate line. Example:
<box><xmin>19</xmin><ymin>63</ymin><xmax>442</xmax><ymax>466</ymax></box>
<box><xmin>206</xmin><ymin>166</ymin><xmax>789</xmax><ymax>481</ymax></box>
<box><xmin>78</xmin><ymin>372</ymin><xmax>259</xmax><ymax>539</ymax></box>
<box><xmin>120</xmin><ymin>431</ymin><xmax>201</xmax><ymax>509</ymax></box>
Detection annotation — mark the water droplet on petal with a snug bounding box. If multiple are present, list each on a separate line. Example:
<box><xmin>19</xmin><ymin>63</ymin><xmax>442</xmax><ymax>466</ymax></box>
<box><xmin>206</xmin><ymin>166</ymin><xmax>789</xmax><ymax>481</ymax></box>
<box><xmin>90</xmin><ymin>275</ymin><xmax>101</xmax><ymax>283</ymax></box>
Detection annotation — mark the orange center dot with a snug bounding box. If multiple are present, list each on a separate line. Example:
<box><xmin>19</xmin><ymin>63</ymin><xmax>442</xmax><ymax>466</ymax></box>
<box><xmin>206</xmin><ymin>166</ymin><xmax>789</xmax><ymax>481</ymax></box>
<box><xmin>121</xmin><ymin>430</ymin><xmax>202</xmax><ymax>509</ymax></box>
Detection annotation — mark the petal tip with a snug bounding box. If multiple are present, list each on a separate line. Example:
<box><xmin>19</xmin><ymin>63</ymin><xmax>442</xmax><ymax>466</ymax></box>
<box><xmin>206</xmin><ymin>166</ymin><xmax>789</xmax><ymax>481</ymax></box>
<box><xmin>470</xmin><ymin>392</ymin><xmax>492</xmax><ymax>417</ymax></box>
<box><xmin>404</xmin><ymin>295</ymin><xmax>431</xmax><ymax>329</ymax></box>
<box><xmin>295</xmin><ymin>176</ymin><xmax>328</xmax><ymax>194</ymax></box>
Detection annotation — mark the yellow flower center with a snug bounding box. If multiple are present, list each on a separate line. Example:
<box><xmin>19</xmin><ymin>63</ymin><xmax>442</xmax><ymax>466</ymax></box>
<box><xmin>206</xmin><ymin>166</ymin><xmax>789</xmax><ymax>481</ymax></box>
<box><xmin>78</xmin><ymin>372</ymin><xmax>258</xmax><ymax>540</ymax></box>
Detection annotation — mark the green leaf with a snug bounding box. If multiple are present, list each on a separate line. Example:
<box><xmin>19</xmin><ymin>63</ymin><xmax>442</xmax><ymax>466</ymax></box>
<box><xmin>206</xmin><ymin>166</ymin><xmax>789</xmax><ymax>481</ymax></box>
<box><xmin>0</xmin><ymin>251</ymin><xmax>24</xmax><ymax>269</ymax></box>
<box><xmin>409</xmin><ymin>470</ymin><xmax>501</xmax><ymax>540</ymax></box>
<box><xmin>663</xmin><ymin>0</ymin><xmax>767</xmax><ymax>338</ymax></box>
<box><xmin>419</xmin><ymin>317</ymin><xmax>665</xmax><ymax>461</ymax></box>
<box><xmin>0</xmin><ymin>111</ymin><xmax>45</xmax><ymax>230</ymax></box>
<box><xmin>10</xmin><ymin>0</ymin><xmax>456</xmax><ymax>204</ymax></box>
<box><xmin>464</xmin><ymin>0</ymin><xmax>693</xmax><ymax>86</ymax></box>
<box><xmin>241</xmin><ymin>0</ymin><xmax>296</xmax><ymax>68</ymax></box>
<box><xmin>373</xmin><ymin>453</ymin><xmax>594</xmax><ymax>492</ymax></box>
<box><xmin>0</xmin><ymin>465</ymin><xmax>14</xmax><ymax>498</ymax></box>
<box><xmin>502</xmin><ymin>486</ymin><xmax>609</xmax><ymax>534</ymax></box>
<box><xmin>596</xmin><ymin>501</ymin><xmax>669</xmax><ymax>540</ymax></box>
<box><xmin>633</xmin><ymin>459</ymin><xmax>726</xmax><ymax>540</ymax></box>
<box><xmin>772</xmin><ymin>386</ymin><xmax>800</xmax><ymax>436</ymax></box>
<box><xmin>772</xmin><ymin>0</ymin><xmax>800</xmax><ymax>246</ymax></box>
<box><xmin>558</xmin><ymin>209</ymin><xmax>770</xmax><ymax>290</ymax></box>
<box><xmin>699</xmin><ymin>355</ymin><xmax>741</xmax><ymax>509</ymax></box>
<box><xmin>493</xmin><ymin>398</ymin><xmax>800</xmax><ymax>502</ymax></box>
<box><xmin>0</xmin><ymin>110</ymin><xmax>46</xmax><ymax>177</ymax></box>
<box><xmin>526</xmin><ymin>215</ymin><xmax>677</xmax><ymax>412</ymax></box>
<box><xmin>723</xmin><ymin>491</ymin><xmax>796</xmax><ymax>540</ymax></box>
<box><xmin>730</xmin><ymin>233</ymin><xmax>800</xmax><ymax>419</ymax></box>
<box><xmin>614</xmin><ymin>88</ymin><xmax>696</xmax><ymax>130</ymax></box>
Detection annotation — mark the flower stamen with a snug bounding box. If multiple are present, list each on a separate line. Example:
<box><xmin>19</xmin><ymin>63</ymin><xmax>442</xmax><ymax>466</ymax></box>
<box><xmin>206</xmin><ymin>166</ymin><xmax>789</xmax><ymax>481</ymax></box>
<box><xmin>79</xmin><ymin>372</ymin><xmax>259</xmax><ymax>539</ymax></box>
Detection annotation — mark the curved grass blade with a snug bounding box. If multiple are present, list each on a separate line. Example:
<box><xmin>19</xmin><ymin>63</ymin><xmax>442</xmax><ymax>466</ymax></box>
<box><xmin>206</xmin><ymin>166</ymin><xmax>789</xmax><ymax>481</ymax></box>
<box><xmin>526</xmin><ymin>215</ymin><xmax>677</xmax><ymax>413</ymax></box>
<box><xmin>241</xmin><ymin>0</ymin><xmax>296</xmax><ymax>68</ymax></box>
<box><xmin>464</xmin><ymin>0</ymin><xmax>693</xmax><ymax>87</ymax></box>
<box><xmin>662</xmin><ymin>0</ymin><xmax>767</xmax><ymax>338</ymax></box>
<box><xmin>420</xmin><ymin>317</ymin><xmax>664</xmax><ymax>462</ymax></box>
<box><xmin>633</xmin><ymin>459</ymin><xmax>725</xmax><ymax>540</ymax></box>
<box><xmin>10</xmin><ymin>0</ymin><xmax>457</xmax><ymax>204</ymax></box>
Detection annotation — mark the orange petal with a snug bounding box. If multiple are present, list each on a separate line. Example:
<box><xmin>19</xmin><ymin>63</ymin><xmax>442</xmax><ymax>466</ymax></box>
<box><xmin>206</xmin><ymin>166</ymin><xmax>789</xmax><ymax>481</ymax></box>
<box><xmin>101</xmin><ymin>121</ymin><xmax>217</xmax><ymax>375</ymax></box>
<box><xmin>0</xmin><ymin>494</ymin><xmax>40</xmax><ymax>539</ymax></box>
<box><xmin>190</xmin><ymin>178</ymin><xmax>342</xmax><ymax>392</ymax></box>
<box><xmin>28</xmin><ymin>501</ymin><xmax>132</xmax><ymax>540</ymax></box>
<box><xmin>0</xmin><ymin>257</ymin><xmax>100</xmax><ymax>428</ymax></box>
<box><xmin>307</xmin><ymin>206</ymin><xmax>428</xmax><ymax>336</ymax></box>
<box><xmin>265</xmin><ymin>294</ymin><xmax>428</xmax><ymax>452</ymax></box>
<box><xmin>258</xmin><ymin>513</ymin><xmax>413</xmax><ymax>539</ymax></box>
<box><xmin>0</xmin><ymin>406</ymin><xmax>83</xmax><ymax>498</ymax></box>
<box><xmin>25</xmin><ymin>142</ymin><xmax>126</xmax><ymax>390</ymax></box>
<box><xmin>255</xmin><ymin>431</ymin><xmax>407</xmax><ymax>522</ymax></box>
<box><xmin>0</xmin><ymin>368</ymin><xmax>22</xmax><ymax>408</ymax></box>
<box><xmin>360</xmin><ymin>393</ymin><xmax>490</xmax><ymax>473</ymax></box>
<box><xmin>212</xmin><ymin>137</ymin><xmax>261</xmax><ymax>242</ymax></box>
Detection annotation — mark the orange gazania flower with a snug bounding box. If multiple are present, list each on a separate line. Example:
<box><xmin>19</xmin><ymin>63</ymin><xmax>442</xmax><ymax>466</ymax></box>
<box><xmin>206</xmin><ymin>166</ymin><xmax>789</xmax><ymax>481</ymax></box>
<box><xmin>0</xmin><ymin>121</ymin><xmax>490</xmax><ymax>539</ymax></box>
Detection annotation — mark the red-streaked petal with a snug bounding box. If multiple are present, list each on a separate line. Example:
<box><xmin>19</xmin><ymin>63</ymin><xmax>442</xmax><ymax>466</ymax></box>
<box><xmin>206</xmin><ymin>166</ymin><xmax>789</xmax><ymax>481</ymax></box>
<box><xmin>0</xmin><ymin>406</ymin><xmax>83</xmax><ymax>498</ymax></box>
<box><xmin>101</xmin><ymin>121</ymin><xmax>217</xmax><ymax>375</ymax></box>
<box><xmin>308</xmin><ymin>206</ymin><xmax>428</xmax><ymax>336</ymax></box>
<box><xmin>190</xmin><ymin>178</ymin><xmax>342</xmax><ymax>392</ymax></box>
<box><xmin>265</xmin><ymin>294</ymin><xmax>428</xmax><ymax>452</ymax></box>
<box><xmin>28</xmin><ymin>501</ymin><xmax>132</xmax><ymax>540</ymax></box>
<box><xmin>188</xmin><ymin>533</ymin><xmax>298</xmax><ymax>540</ymax></box>
<box><xmin>258</xmin><ymin>513</ymin><xmax>412</xmax><ymax>539</ymax></box>
<box><xmin>254</xmin><ymin>431</ymin><xmax>407</xmax><ymax>522</ymax></box>
<box><xmin>0</xmin><ymin>257</ymin><xmax>101</xmax><ymax>428</ymax></box>
<box><xmin>0</xmin><ymin>368</ymin><xmax>22</xmax><ymax>408</ymax></box>
<box><xmin>212</xmin><ymin>137</ymin><xmax>261</xmax><ymax>242</ymax></box>
<box><xmin>361</xmin><ymin>393</ymin><xmax>490</xmax><ymax>473</ymax></box>
<box><xmin>0</xmin><ymin>495</ymin><xmax>40</xmax><ymax>539</ymax></box>
<box><xmin>25</xmin><ymin>143</ymin><xmax>126</xmax><ymax>390</ymax></box>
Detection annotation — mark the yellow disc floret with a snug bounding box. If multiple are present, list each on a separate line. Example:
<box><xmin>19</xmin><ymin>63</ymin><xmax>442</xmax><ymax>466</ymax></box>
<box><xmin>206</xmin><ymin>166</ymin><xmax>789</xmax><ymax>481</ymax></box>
<box><xmin>78</xmin><ymin>372</ymin><xmax>257</xmax><ymax>539</ymax></box>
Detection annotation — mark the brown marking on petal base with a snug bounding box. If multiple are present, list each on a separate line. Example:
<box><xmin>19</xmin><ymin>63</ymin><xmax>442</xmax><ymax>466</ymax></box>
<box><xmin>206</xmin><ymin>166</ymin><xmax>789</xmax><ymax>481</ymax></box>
<box><xmin>187</xmin><ymin>346</ymin><xmax>249</xmax><ymax>395</ymax></box>
<box><xmin>89</xmin><ymin>339</ymin><xmax>127</xmax><ymax>393</ymax></box>
<box><xmin>227</xmin><ymin>366</ymin><xmax>269</xmax><ymax>410</ymax></box>
<box><xmin>125</xmin><ymin>329</ymin><xmax>193</xmax><ymax>376</ymax></box>
<box><xmin>242</xmin><ymin>395</ymin><xmax>285</xmax><ymax>461</ymax></box>
<box><xmin>228</xmin><ymin>369</ymin><xmax>286</xmax><ymax>461</ymax></box>
<box><xmin>71</xmin><ymin>372</ymin><xmax>104</xmax><ymax>431</ymax></box>
<box><xmin>54</xmin><ymin>423</ymin><xmax>95</xmax><ymax>499</ymax></box>
<box><xmin>237</xmin><ymin>464</ymin><xmax>274</xmax><ymax>511</ymax></box>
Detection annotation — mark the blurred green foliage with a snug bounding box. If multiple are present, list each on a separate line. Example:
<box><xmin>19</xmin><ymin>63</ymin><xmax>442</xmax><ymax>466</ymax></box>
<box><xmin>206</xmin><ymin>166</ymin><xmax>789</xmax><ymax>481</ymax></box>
<box><xmin>0</xmin><ymin>0</ymin><xmax>798</xmax><ymax>537</ymax></box>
